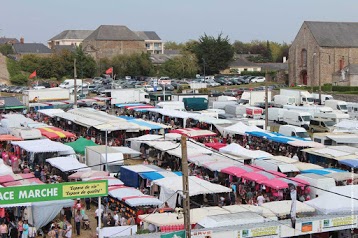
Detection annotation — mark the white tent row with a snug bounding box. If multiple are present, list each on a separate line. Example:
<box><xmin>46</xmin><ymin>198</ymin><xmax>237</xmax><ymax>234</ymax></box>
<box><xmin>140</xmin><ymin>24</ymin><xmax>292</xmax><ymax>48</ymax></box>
<box><xmin>197</xmin><ymin>212</ymin><xmax>266</xmax><ymax>228</ymax></box>
<box><xmin>108</xmin><ymin>186</ymin><xmax>163</xmax><ymax>207</ymax></box>
<box><xmin>334</xmin><ymin>119</ymin><xmax>358</xmax><ymax>132</ymax></box>
<box><xmin>1</xmin><ymin>114</ymin><xmax>37</xmax><ymax>128</ymax></box>
<box><xmin>305</xmin><ymin>185</ymin><xmax>358</xmax><ymax>215</ymax></box>
<box><xmin>223</xmin><ymin>122</ymin><xmax>264</xmax><ymax>136</ymax></box>
<box><xmin>219</xmin><ymin>143</ymin><xmax>272</xmax><ymax>159</ymax></box>
<box><xmin>153</xmin><ymin>176</ymin><xmax>231</xmax><ymax>208</ymax></box>
<box><xmin>261</xmin><ymin>200</ymin><xmax>315</xmax><ymax>216</ymax></box>
<box><xmin>11</xmin><ymin>139</ymin><xmax>75</xmax><ymax>154</ymax></box>
<box><xmin>37</xmin><ymin>109</ymin><xmax>65</xmax><ymax>118</ymax></box>
<box><xmin>146</xmin><ymin>108</ymin><xmax>232</xmax><ymax>126</ymax></box>
<box><xmin>46</xmin><ymin>157</ymin><xmax>90</xmax><ymax>172</ymax></box>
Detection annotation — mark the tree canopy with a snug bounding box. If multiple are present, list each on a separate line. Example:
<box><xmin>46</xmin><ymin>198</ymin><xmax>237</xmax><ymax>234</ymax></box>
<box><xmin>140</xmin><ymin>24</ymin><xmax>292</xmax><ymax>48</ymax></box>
<box><xmin>192</xmin><ymin>33</ymin><xmax>234</xmax><ymax>75</ymax></box>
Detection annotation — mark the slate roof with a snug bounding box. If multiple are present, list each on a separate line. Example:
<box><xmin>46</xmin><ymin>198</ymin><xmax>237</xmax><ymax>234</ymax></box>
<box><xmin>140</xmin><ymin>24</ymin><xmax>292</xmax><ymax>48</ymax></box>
<box><xmin>305</xmin><ymin>21</ymin><xmax>358</xmax><ymax>47</ymax></box>
<box><xmin>150</xmin><ymin>54</ymin><xmax>177</xmax><ymax>64</ymax></box>
<box><xmin>52</xmin><ymin>45</ymin><xmax>76</xmax><ymax>53</ymax></box>
<box><xmin>344</xmin><ymin>64</ymin><xmax>358</xmax><ymax>75</ymax></box>
<box><xmin>84</xmin><ymin>25</ymin><xmax>142</xmax><ymax>41</ymax></box>
<box><xmin>13</xmin><ymin>43</ymin><xmax>52</xmax><ymax>54</ymax></box>
<box><xmin>256</xmin><ymin>62</ymin><xmax>288</xmax><ymax>71</ymax></box>
<box><xmin>0</xmin><ymin>38</ymin><xmax>19</xmax><ymax>44</ymax></box>
<box><xmin>0</xmin><ymin>97</ymin><xmax>24</xmax><ymax>109</ymax></box>
<box><xmin>49</xmin><ymin>30</ymin><xmax>94</xmax><ymax>41</ymax></box>
<box><xmin>229</xmin><ymin>58</ymin><xmax>258</xmax><ymax>67</ymax></box>
<box><xmin>134</xmin><ymin>31</ymin><xmax>161</xmax><ymax>41</ymax></box>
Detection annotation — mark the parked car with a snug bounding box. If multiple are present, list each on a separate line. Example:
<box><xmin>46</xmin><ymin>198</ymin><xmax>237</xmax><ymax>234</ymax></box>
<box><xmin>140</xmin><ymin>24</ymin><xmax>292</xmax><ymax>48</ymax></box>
<box><xmin>208</xmin><ymin>90</ymin><xmax>223</xmax><ymax>97</ymax></box>
<box><xmin>223</xmin><ymin>89</ymin><xmax>242</xmax><ymax>97</ymax></box>
<box><xmin>228</xmin><ymin>78</ymin><xmax>242</xmax><ymax>85</ymax></box>
<box><xmin>143</xmin><ymin>85</ymin><xmax>155</xmax><ymax>92</ymax></box>
<box><xmin>251</xmin><ymin>76</ymin><xmax>266</xmax><ymax>83</ymax></box>
<box><xmin>160</xmin><ymin>84</ymin><xmax>174</xmax><ymax>91</ymax></box>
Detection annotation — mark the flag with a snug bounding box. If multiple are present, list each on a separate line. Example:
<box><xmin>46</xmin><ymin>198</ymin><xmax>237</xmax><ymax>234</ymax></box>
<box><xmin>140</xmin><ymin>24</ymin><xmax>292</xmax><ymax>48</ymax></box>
<box><xmin>105</xmin><ymin>67</ymin><xmax>113</xmax><ymax>74</ymax></box>
<box><xmin>29</xmin><ymin>70</ymin><xmax>37</xmax><ymax>79</ymax></box>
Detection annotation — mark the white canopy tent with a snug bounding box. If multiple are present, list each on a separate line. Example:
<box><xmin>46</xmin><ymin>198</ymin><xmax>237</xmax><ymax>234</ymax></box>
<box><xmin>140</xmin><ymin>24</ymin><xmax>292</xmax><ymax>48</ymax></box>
<box><xmin>153</xmin><ymin>176</ymin><xmax>231</xmax><ymax>208</ymax></box>
<box><xmin>223</xmin><ymin>122</ymin><xmax>264</xmax><ymax>136</ymax></box>
<box><xmin>261</xmin><ymin>200</ymin><xmax>315</xmax><ymax>216</ymax></box>
<box><xmin>11</xmin><ymin>139</ymin><xmax>75</xmax><ymax>154</ymax></box>
<box><xmin>37</xmin><ymin>109</ymin><xmax>65</xmax><ymax>118</ymax></box>
<box><xmin>222</xmin><ymin>205</ymin><xmax>277</xmax><ymax>219</ymax></box>
<box><xmin>305</xmin><ymin>185</ymin><xmax>358</xmax><ymax>214</ymax></box>
<box><xmin>46</xmin><ymin>157</ymin><xmax>90</xmax><ymax>172</ymax></box>
<box><xmin>111</xmin><ymin>146</ymin><xmax>141</xmax><ymax>156</ymax></box>
<box><xmin>197</xmin><ymin>212</ymin><xmax>265</xmax><ymax>228</ymax></box>
<box><xmin>0</xmin><ymin>161</ymin><xmax>14</xmax><ymax>176</ymax></box>
<box><xmin>219</xmin><ymin>143</ymin><xmax>272</xmax><ymax>159</ymax></box>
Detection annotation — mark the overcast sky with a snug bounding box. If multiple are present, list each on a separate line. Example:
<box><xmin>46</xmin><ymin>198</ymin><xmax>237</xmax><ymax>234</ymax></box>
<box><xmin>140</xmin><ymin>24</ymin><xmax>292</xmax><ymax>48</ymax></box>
<box><xmin>2</xmin><ymin>0</ymin><xmax>358</xmax><ymax>44</ymax></box>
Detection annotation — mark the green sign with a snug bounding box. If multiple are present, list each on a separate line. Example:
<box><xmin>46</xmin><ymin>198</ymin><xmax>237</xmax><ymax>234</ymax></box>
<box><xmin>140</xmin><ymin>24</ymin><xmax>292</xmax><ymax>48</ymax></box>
<box><xmin>161</xmin><ymin>230</ymin><xmax>186</xmax><ymax>238</ymax></box>
<box><xmin>0</xmin><ymin>180</ymin><xmax>108</xmax><ymax>205</ymax></box>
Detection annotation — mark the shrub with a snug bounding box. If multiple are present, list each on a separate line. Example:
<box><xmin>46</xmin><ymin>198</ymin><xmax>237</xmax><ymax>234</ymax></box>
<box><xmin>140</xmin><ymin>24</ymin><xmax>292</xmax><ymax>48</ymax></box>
<box><xmin>10</xmin><ymin>74</ymin><xmax>28</xmax><ymax>85</ymax></box>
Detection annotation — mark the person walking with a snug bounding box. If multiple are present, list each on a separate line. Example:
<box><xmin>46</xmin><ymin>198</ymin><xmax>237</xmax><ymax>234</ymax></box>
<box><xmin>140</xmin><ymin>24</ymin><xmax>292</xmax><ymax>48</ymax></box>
<box><xmin>74</xmin><ymin>210</ymin><xmax>81</xmax><ymax>236</ymax></box>
<box><xmin>0</xmin><ymin>222</ymin><xmax>7</xmax><ymax>238</ymax></box>
<box><xmin>22</xmin><ymin>220</ymin><xmax>29</xmax><ymax>238</ymax></box>
<box><xmin>64</xmin><ymin>221</ymin><xmax>72</xmax><ymax>238</ymax></box>
<box><xmin>85</xmin><ymin>198</ymin><xmax>90</xmax><ymax>210</ymax></box>
<box><xmin>17</xmin><ymin>219</ymin><xmax>24</xmax><ymax>238</ymax></box>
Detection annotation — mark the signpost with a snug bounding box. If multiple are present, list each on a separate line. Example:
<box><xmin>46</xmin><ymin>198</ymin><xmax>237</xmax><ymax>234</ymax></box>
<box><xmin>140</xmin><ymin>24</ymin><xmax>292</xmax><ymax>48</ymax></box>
<box><xmin>0</xmin><ymin>180</ymin><xmax>108</xmax><ymax>205</ymax></box>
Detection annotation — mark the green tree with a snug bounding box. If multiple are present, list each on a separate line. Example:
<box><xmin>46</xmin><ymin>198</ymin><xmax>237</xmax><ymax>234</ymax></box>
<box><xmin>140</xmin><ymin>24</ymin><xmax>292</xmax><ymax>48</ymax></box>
<box><xmin>0</xmin><ymin>44</ymin><xmax>14</xmax><ymax>56</ymax></box>
<box><xmin>74</xmin><ymin>45</ymin><xmax>96</xmax><ymax>78</ymax></box>
<box><xmin>164</xmin><ymin>41</ymin><xmax>185</xmax><ymax>51</ymax></box>
<box><xmin>111</xmin><ymin>53</ymin><xmax>154</xmax><ymax>78</ymax></box>
<box><xmin>159</xmin><ymin>52</ymin><xmax>198</xmax><ymax>78</ymax></box>
<box><xmin>232</xmin><ymin>40</ymin><xmax>251</xmax><ymax>54</ymax></box>
<box><xmin>192</xmin><ymin>33</ymin><xmax>234</xmax><ymax>75</ymax></box>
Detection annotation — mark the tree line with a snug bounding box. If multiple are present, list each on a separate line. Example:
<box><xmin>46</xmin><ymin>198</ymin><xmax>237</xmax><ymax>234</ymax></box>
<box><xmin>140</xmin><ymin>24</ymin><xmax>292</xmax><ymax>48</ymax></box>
<box><xmin>5</xmin><ymin>35</ymin><xmax>289</xmax><ymax>85</ymax></box>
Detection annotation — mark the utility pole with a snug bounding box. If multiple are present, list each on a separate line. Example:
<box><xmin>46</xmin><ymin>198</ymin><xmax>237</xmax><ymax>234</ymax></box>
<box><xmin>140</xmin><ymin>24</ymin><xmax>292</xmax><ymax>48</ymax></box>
<box><xmin>265</xmin><ymin>71</ymin><xmax>269</xmax><ymax>130</ymax></box>
<box><xmin>318</xmin><ymin>52</ymin><xmax>322</xmax><ymax>105</ymax></box>
<box><xmin>73</xmin><ymin>59</ymin><xmax>77</xmax><ymax>108</ymax></box>
<box><xmin>181</xmin><ymin>135</ymin><xmax>191</xmax><ymax>238</ymax></box>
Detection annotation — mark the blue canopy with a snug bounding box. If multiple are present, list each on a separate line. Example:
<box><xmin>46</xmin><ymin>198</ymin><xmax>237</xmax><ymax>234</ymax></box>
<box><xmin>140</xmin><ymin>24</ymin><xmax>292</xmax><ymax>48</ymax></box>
<box><xmin>115</xmin><ymin>103</ymin><xmax>145</xmax><ymax>108</ymax></box>
<box><xmin>339</xmin><ymin>159</ymin><xmax>358</xmax><ymax>169</ymax></box>
<box><xmin>139</xmin><ymin>171</ymin><xmax>182</xmax><ymax>180</ymax></box>
<box><xmin>247</xmin><ymin>131</ymin><xmax>297</xmax><ymax>144</ymax></box>
<box><xmin>301</xmin><ymin>168</ymin><xmax>347</xmax><ymax>175</ymax></box>
<box><xmin>118</xmin><ymin>116</ymin><xmax>163</xmax><ymax>130</ymax></box>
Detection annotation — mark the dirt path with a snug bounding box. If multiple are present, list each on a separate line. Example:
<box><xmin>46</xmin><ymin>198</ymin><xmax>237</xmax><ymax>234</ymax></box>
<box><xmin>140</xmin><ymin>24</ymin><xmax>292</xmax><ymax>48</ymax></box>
<box><xmin>0</xmin><ymin>54</ymin><xmax>10</xmax><ymax>85</ymax></box>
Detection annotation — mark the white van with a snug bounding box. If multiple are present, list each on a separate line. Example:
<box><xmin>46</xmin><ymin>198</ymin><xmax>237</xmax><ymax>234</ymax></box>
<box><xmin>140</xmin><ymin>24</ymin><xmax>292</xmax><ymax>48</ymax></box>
<box><xmin>295</xmin><ymin>173</ymin><xmax>336</xmax><ymax>198</ymax></box>
<box><xmin>325</xmin><ymin>100</ymin><xmax>348</xmax><ymax>113</ymax></box>
<box><xmin>279</xmin><ymin>125</ymin><xmax>311</xmax><ymax>140</ymax></box>
<box><xmin>267</xmin><ymin>108</ymin><xmax>288</xmax><ymax>123</ymax></box>
<box><xmin>59</xmin><ymin>79</ymin><xmax>83</xmax><ymax>89</ymax></box>
<box><xmin>311</xmin><ymin>93</ymin><xmax>333</xmax><ymax>105</ymax></box>
<box><xmin>314</xmin><ymin>111</ymin><xmax>349</xmax><ymax>124</ymax></box>
<box><xmin>283</xmin><ymin>111</ymin><xmax>311</xmax><ymax>128</ymax></box>
<box><xmin>347</xmin><ymin>103</ymin><xmax>358</xmax><ymax>119</ymax></box>
<box><xmin>272</xmin><ymin>95</ymin><xmax>296</xmax><ymax>107</ymax></box>
<box><xmin>156</xmin><ymin>101</ymin><xmax>186</xmax><ymax>111</ymax></box>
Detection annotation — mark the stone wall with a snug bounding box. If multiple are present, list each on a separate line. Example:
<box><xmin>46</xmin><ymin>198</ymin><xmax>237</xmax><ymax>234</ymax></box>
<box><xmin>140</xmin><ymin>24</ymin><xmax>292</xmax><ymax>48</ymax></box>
<box><xmin>83</xmin><ymin>40</ymin><xmax>146</xmax><ymax>60</ymax></box>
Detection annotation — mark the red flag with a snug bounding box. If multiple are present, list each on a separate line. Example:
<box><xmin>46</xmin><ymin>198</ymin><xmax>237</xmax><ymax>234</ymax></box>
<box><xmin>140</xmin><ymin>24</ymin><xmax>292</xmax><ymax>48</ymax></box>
<box><xmin>105</xmin><ymin>67</ymin><xmax>113</xmax><ymax>74</ymax></box>
<box><xmin>29</xmin><ymin>70</ymin><xmax>37</xmax><ymax>79</ymax></box>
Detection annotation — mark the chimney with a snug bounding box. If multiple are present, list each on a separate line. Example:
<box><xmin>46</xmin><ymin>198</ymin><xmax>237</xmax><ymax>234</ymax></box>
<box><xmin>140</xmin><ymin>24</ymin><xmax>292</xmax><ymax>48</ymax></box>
<box><xmin>20</xmin><ymin>37</ymin><xmax>24</xmax><ymax>44</ymax></box>
<box><xmin>283</xmin><ymin>57</ymin><xmax>287</xmax><ymax>63</ymax></box>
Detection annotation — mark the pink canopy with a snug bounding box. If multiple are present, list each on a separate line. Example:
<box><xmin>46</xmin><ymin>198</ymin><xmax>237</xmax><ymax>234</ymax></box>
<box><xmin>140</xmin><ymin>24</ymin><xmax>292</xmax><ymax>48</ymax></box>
<box><xmin>0</xmin><ymin>174</ymin><xmax>34</xmax><ymax>184</ymax></box>
<box><xmin>221</xmin><ymin>165</ymin><xmax>260</xmax><ymax>177</ymax></box>
<box><xmin>3</xmin><ymin>178</ymin><xmax>43</xmax><ymax>187</ymax></box>
<box><xmin>204</xmin><ymin>142</ymin><xmax>227</xmax><ymax>151</ymax></box>
<box><xmin>241</xmin><ymin>171</ymin><xmax>286</xmax><ymax>183</ymax></box>
<box><xmin>68</xmin><ymin>170</ymin><xmax>109</xmax><ymax>180</ymax></box>
<box><xmin>278</xmin><ymin>177</ymin><xmax>310</xmax><ymax>188</ymax></box>
<box><xmin>261</xmin><ymin>178</ymin><xmax>289</xmax><ymax>190</ymax></box>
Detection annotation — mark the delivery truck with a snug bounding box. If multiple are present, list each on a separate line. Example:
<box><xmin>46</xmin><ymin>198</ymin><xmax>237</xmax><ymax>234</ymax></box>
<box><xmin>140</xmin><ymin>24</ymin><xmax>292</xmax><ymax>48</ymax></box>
<box><xmin>22</xmin><ymin>88</ymin><xmax>70</xmax><ymax>106</ymax></box>
<box><xmin>280</xmin><ymin>89</ymin><xmax>314</xmax><ymax>106</ymax></box>
<box><xmin>105</xmin><ymin>89</ymin><xmax>150</xmax><ymax>105</ymax></box>
<box><xmin>238</xmin><ymin>91</ymin><xmax>271</xmax><ymax>105</ymax></box>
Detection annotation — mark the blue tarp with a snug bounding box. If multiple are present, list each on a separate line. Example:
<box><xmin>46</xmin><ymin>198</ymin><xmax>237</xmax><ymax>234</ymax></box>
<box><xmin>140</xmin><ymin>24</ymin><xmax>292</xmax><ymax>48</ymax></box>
<box><xmin>139</xmin><ymin>171</ymin><xmax>182</xmax><ymax>181</ymax></box>
<box><xmin>301</xmin><ymin>168</ymin><xmax>347</xmax><ymax>175</ymax></box>
<box><xmin>115</xmin><ymin>103</ymin><xmax>145</xmax><ymax>108</ymax></box>
<box><xmin>119</xmin><ymin>116</ymin><xmax>163</xmax><ymax>130</ymax></box>
<box><xmin>339</xmin><ymin>159</ymin><xmax>358</xmax><ymax>169</ymax></box>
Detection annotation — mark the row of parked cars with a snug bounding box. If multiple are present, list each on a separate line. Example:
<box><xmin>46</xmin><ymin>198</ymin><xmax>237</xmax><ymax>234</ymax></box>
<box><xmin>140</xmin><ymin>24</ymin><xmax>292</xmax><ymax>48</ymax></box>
<box><xmin>208</xmin><ymin>84</ymin><xmax>288</xmax><ymax>97</ymax></box>
<box><xmin>0</xmin><ymin>85</ymin><xmax>29</xmax><ymax>94</ymax></box>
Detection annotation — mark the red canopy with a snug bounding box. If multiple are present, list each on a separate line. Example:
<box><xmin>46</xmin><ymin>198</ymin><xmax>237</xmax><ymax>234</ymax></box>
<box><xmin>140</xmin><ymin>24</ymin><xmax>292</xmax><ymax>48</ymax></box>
<box><xmin>221</xmin><ymin>165</ymin><xmax>260</xmax><ymax>177</ymax></box>
<box><xmin>0</xmin><ymin>135</ymin><xmax>22</xmax><ymax>141</ymax></box>
<box><xmin>38</xmin><ymin>127</ymin><xmax>75</xmax><ymax>140</ymax></box>
<box><xmin>261</xmin><ymin>178</ymin><xmax>289</xmax><ymax>190</ymax></box>
<box><xmin>204</xmin><ymin>142</ymin><xmax>227</xmax><ymax>151</ymax></box>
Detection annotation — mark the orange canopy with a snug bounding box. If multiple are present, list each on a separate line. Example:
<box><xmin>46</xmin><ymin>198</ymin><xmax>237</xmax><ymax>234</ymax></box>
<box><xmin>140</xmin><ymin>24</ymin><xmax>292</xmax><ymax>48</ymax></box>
<box><xmin>0</xmin><ymin>135</ymin><xmax>22</xmax><ymax>141</ymax></box>
<box><xmin>38</xmin><ymin>127</ymin><xmax>75</xmax><ymax>140</ymax></box>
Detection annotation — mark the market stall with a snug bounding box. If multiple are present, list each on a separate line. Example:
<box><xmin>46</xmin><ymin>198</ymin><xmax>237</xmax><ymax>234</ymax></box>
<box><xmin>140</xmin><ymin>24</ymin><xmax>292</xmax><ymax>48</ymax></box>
<box><xmin>37</xmin><ymin>126</ymin><xmax>76</xmax><ymax>140</ymax></box>
<box><xmin>261</xmin><ymin>200</ymin><xmax>315</xmax><ymax>217</ymax></box>
<box><xmin>46</xmin><ymin>156</ymin><xmax>90</xmax><ymax>180</ymax></box>
<box><xmin>219</xmin><ymin>143</ymin><xmax>272</xmax><ymax>160</ymax></box>
<box><xmin>170</xmin><ymin>128</ymin><xmax>216</xmax><ymax>139</ymax></box>
<box><xmin>65</xmin><ymin>137</ymin><xmax>97</xmax><ymax>155</ymax></box>
<box><xmin>204</xmin><ymin>142</ymin><xmax>227</xmax><ymax>151</ymax></box>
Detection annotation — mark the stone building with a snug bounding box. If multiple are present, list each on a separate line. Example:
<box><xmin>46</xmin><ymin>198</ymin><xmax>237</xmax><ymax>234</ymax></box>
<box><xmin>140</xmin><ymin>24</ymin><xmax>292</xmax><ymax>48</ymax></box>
<box><xmin>289</xmin><ymin>21</ymin><xmax>358</xmax><ymax>86</ymax></box>
<box><xmin>134</xmin><ymin>31</ymin><xmax>164</xmax><ymax>54</ymax></box>
<box><xmin>82</xmin><ymin>25</ymin><xmax>146</xmax><ymax>60</ymax></box>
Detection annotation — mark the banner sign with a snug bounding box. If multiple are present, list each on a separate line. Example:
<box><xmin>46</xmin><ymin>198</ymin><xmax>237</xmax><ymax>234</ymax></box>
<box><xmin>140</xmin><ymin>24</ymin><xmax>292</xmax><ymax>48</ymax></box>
<box><xmin>238</xmin><ymin>226</ymin><xmax>279</xmax><ymax>238</ymax></box>
<box><xmin>0</xmin><ymin>180</ymin><xmax>108</xmax><ymax>205</ymax></box>
<box><xmin>161</xmin><ymin>230</ymin><xmax>186</xmax><ymax>238</ymax></box>
<box><xmin>322</xmin><ymin>215</ymin><xmax>357</xmax><ymax>230</ymax></box>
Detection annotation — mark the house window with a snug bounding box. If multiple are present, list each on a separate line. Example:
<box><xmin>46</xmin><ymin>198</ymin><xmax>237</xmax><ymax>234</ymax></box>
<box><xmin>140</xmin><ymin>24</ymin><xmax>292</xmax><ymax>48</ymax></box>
<box><xmin>154</xmin><ymin>43</ymin><xmax>161</xmax><ymax>48</ymax></box>
<box><xmin>145</xmin><ymin>43</ymin><xmax>150</xmax><ymax>49</ymax></box>
<box><xmin>244</xmin><ymin>68</ymin><xmax>248</xmax><ymax>71</ymax></box>
<box><xmin>301</xmin><ymin>49</ymin><xmax>307</xmax><ymax>67</ymax></box>
<box><xmin>328</xmin><ymin>55</ymin><xmax>331</xmax><ymax>64</ymax></box>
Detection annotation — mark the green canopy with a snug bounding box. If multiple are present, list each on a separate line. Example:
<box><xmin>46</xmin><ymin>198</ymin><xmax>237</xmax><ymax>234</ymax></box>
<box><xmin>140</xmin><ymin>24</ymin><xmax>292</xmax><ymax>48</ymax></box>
<box><xmin>65</xmin><ymin>137</ymin><xmax>97</xmax><ymax>155</ymax></box>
